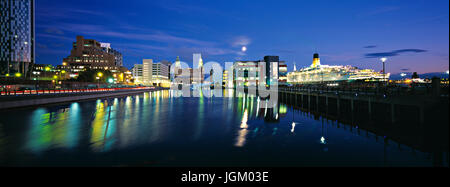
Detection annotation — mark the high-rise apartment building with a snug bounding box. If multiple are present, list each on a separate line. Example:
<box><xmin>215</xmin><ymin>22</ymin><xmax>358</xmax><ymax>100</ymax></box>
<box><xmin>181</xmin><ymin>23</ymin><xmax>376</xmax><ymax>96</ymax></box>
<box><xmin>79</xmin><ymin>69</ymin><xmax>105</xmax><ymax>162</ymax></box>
<box><xmin>0</xmin><ymin>0</ymin><xmax>35</xmax><ymax>76</ymax></box>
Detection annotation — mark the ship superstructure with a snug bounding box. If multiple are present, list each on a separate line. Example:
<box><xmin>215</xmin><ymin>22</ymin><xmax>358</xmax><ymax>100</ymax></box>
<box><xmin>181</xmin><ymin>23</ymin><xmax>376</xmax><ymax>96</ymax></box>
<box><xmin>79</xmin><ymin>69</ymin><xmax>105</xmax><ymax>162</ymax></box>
<box><xmin>287</xmin><ymin>53</ymin><xmax>389</xmax><ymax>84</ymax></box>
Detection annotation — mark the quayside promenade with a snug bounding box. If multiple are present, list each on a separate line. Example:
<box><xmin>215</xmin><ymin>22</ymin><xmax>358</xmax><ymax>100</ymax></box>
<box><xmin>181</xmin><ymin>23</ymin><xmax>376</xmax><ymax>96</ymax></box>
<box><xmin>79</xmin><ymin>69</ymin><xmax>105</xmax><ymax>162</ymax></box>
<box><xmin>0</xmin><ymin>87</ymin><xmax>166</xmax><ymax>110</ymax></box>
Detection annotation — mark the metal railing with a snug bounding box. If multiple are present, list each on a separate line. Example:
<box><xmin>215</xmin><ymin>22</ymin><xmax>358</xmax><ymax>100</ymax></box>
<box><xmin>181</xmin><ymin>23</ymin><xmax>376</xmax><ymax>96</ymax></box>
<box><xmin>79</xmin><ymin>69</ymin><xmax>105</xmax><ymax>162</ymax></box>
<box><xmin>0</xmin><ymin>87</ymin><xmax>154</xmax><ymax>96</ymax></box>
<box><xmin>279</xmin><ymin>84</ymin><xmax>448</xmax><ymax>97</ymax></box>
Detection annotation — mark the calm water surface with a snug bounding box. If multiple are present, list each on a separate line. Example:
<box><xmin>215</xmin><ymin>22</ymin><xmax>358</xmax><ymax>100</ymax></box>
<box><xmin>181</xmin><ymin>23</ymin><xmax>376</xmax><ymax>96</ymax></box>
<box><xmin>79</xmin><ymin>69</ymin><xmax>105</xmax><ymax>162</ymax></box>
<box><xmin>0</xmin><ymin>90</ymin><xmax>443</xmax><ymax>166</ymax></box>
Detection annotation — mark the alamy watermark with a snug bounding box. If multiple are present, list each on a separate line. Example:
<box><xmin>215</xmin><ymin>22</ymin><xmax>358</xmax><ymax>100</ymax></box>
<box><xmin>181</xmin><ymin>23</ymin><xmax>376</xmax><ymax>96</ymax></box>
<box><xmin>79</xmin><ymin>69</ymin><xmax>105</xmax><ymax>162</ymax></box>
<box><xmin>168</xmin><ymin>60</ymin><xmax>279</xmax><ymax>108</ymax></box>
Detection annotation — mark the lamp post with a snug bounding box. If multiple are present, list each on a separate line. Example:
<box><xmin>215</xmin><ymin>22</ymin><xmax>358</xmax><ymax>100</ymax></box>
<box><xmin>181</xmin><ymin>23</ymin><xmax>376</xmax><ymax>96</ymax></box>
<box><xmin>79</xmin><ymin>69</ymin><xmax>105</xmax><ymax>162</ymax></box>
<box><xmin>380</xmin><ymin>58</ymin><xmax>387</xmax><ymax>87</ymax></box>
<box><xmin>97</xmin><ymin>72</ymin><xmax>103</xmax><ymax>88</ymax></box>
<box><xmin>33</xmin><ymin>71</ymin><xmax>40</xmax><ymax>90</ymax></box>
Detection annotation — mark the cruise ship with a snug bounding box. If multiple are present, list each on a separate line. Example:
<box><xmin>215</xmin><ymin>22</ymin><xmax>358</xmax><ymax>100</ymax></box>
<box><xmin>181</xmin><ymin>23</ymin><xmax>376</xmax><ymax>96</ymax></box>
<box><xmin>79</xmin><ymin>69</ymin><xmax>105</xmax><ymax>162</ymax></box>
<box><xmin>287</xmin><ymin>53</ymin><xmax>389</xmax><ymax>84</ymax></box>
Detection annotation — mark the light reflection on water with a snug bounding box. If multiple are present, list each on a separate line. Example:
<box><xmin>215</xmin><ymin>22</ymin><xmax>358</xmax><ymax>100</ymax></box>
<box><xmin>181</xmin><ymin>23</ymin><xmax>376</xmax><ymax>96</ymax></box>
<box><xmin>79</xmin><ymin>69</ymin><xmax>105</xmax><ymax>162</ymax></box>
<box><xmin>26</xmin><ymin>103</ymin><xmax>81</xmax><ymax>154</ymax></box>
<box><xmin>0</xmin><ymin>89</ymin><xmax>446</xmax><ymax>166</ymax></box>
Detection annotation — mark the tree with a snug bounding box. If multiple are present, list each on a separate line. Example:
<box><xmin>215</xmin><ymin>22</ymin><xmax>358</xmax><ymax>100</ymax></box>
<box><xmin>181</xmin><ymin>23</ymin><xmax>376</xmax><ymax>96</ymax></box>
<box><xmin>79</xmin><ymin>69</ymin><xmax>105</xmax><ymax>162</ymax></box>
<box><xmin>412</xmin><ymin>72</ymin><xmax>419</xmax><ymax>79</ymax></box>
<box><xmin>76</xmin><ymin>69</ymin><xmax>113</xmax><ymax>83</ymax></box>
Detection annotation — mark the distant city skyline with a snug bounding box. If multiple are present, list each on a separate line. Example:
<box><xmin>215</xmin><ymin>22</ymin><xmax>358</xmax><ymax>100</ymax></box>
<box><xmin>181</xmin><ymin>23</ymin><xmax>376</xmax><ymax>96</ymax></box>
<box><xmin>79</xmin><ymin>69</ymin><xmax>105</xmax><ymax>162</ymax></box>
<box><xmin>35</xmin><ymin>0</ymin><xmax>449</xmax><ymax>74</ymax></box>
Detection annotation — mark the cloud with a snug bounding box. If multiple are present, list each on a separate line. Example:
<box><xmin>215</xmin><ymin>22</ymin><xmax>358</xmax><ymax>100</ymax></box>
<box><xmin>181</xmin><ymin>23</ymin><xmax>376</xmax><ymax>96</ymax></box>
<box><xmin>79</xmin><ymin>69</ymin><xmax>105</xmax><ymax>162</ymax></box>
<box><xmin>322</xmin><ymin>54</ymin><xmax>360</xmax><ymax>62</ymax></box>
<box><xmin>156</xmin><ymin>0</ymin><xmax>241</xmax><ymax>21</ymax></box>
<box><xmin>36</xmin><ymin>48</ymin><xmax>69</xmax><ymax>55</ymax></box>
<box><xmin>358</xmin><ymin>6</ymin><xmax>400</xmax><ymax>17</ymax></box>
<box><xmin>236</xmin><ymin>51</ymin><xmax>247</xmax><ymax>56</ymax></box>
<box><xmin>45</xmin><ymin>28</ymin><xmax>64</xmax><ymax>35</ymax></box>
<box><xmin>36</xmin><ymin>43</ymin><xmax>48</xmax><ymax>49</ymax></box>
<box><xmin>364</xmin><ymin>49</ymin><xmax>428</xmax><ymax>58</ymax></box>
<box><xmin>400</xmin><ymin>68</ymin><xmax>410</xmax><ymax>71</ymax></box>
<box><xmin>262</xmin><ymin>49</ymin><xmax>296</xmax><ymax>54</ymax></box>
<box><xmin>42</xmin><ymin>23</ymin><xmax>217</xmax><ymax>47</ymax></box>
<box><xmin>231</xmin><ymin>36</ymin><xmax>251</xmax><ymax>47</ymax></box>
<box><xmin>37</xmin><ymin>33</ymin><xmax>74</xmax><ymax>41</ymax></box>
<box><xmin>364</xmin><ymin>45</ymin><xmax>377</xmax><ymax>49</ymax></box>
<box><xmin>37</xmin><ymin>7</ymin><xmax>110</xmax><ymax>19</ymax></box>
<box><xmin>174</xmin><ymin>46</ymin><xmax>240</xmax><ymax>57</ymax></box>
<box><xmin>38</xmin><ymin>21</ymin><xmax>243</xmax><ymax>62</ymax></box>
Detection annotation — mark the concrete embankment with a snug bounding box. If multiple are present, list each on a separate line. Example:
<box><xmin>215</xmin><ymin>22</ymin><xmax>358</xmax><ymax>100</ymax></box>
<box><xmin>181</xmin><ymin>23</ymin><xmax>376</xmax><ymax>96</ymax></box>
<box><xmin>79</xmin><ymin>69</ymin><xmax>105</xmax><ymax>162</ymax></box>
<box><xmin>0</xmin><ymin>88</ymin><xmax>162</xmax><ymax>110</ymax></box>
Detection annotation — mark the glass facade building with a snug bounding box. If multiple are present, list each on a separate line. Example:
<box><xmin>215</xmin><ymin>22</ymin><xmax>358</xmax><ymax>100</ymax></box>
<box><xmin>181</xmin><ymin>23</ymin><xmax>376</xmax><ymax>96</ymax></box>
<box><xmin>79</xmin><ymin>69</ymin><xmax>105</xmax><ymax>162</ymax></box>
<box><xmin>0</xmin><ymin>0</ymin><xmax>35</xmax><ymax>76</ymax></box>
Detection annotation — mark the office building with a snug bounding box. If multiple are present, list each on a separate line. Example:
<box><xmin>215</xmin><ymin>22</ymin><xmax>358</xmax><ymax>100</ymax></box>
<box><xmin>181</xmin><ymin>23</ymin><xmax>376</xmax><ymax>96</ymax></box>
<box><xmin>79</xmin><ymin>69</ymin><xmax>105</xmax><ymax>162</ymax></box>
<box><xmin>132</xmin><ymin>64</ymin><xmax>143</xmax><ymax>84</ymax></box>
<box><xmin>0</xmin><ymin>0</ymin><xmax>35</xmax><ymax>77</ymax></box>
<box><xmin>142</xmin><ymin>59</ymin><xmax>171</xmax><ymax>87</ymax></box>
<box><xmin>263</xmin><ymin>56</ymin><xmax>280</xmax><ymax>86</ymax></box>
<box><xmin>101</xmin><ymin>43</ymin><xmax>123</xmax><ymax>67</ymax></box>
<box><xmin>62</xmin><ymin>36</ymin><xmax>119</xmax><ymax>72</ymax></box>
<box><xmin>223</xmin><ymin>70</ymin><xmax>232</xmax><ymax>88</ymax></box>
<box><xmin>232</xmin><ymin>56</ymin><xmax>281</xmax><ymax>88</ymax></box>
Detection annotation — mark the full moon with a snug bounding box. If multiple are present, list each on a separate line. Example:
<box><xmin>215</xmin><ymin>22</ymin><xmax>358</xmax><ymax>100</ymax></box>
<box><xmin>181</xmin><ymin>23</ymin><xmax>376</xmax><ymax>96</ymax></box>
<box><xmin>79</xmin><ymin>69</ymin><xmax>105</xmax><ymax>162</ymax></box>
<box><xmin>241</xmin><ymin>46</ymin><xmax>247</xmax><ymax>52</ymax></box>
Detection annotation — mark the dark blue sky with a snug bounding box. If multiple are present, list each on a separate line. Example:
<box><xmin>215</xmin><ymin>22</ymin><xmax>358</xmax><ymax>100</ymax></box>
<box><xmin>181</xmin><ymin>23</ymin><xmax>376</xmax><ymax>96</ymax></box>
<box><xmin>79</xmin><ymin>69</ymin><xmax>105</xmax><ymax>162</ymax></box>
<box><xmin>36</xmin><ymin>0</ymin><xmax>449</xmax><ymax>74</ymax></box>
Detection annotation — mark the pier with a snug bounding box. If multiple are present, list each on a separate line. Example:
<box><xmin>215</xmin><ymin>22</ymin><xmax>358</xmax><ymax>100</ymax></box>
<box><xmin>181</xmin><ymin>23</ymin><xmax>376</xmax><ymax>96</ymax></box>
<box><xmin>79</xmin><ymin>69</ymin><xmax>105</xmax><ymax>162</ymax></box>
<box><xmin>277</xmin><ymin>82</ymin><xmax>448</xmax><ymax>158</ymax></box>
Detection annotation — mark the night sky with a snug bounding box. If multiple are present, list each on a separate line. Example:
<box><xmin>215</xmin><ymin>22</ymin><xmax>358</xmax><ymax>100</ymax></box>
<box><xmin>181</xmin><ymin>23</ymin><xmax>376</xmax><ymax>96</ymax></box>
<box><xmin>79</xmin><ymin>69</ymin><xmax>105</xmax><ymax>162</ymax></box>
<box><xmin>36</xmin><ymin>0</ymin><xmax>449</xmax><ymax>74</ymax></box>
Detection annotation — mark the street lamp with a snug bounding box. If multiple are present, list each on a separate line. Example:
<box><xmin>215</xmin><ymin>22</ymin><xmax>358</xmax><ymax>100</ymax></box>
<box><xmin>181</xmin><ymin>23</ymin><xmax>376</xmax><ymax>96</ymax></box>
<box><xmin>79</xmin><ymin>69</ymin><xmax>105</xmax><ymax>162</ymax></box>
<box><xmin>380</xmin><ymin>58</ymin><xmax>387</xmax><ymax>86</ymax></box>
<box><xmin>52</xmin><ymin>75</ymin><xmax>58</xmax><ymax>88</ymax></box>
<box><xmin>96</xmin><ymin>72</ymin><xmax>103</xmax><ymax>88</ymax></box>
<box><xmin>33</xmin><ymin>71</ymin><xmax>41</xmax><ymax>90</ymax></box>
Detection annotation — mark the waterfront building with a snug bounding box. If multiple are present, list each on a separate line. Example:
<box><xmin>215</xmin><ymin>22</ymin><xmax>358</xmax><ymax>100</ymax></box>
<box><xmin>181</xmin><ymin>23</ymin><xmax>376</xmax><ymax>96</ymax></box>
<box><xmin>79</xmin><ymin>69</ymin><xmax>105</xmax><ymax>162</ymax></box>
<box><xmin>62</xmin><ymin>36</ymin><xmax>120</xmax><ymax>72</ymax></box>
<box><xmin>193</xmin><ymin>53</ymin><xmax>203</xmax><ymax>69</ymax></box>
<box><xmin>30</xmin><ymin>64</ymin><xmax>70</xmax><ymax>81</ymax></box>
<box><xmin>287</xmin><ymin>53</ymin><xmax>389</xmax><ymax>84</ymax></box>
<box><xmin>112</xmin><ymin>67</ymin><xmax>132</xmax><ymax>84</ymax></box>
<box><xmin>231</xmin><ymin>56</ymin><xmax>282</xmax><ymax>88</ymax></box>
<box><xmin>192</xmin><ymin>53</ymin><xmax>204</xmax><ymax>84</ymax></box>
<box><xmin>132</xmin><ymin>64</ymin><xmax>143</xmax><ymax>85</ymax></box>
<box><xmin>142</xmin><ymin>59</ymin><xmax>153</xmax><ymax>85</ymax></box>
<box><xmin>263</xmin><ymin>56</ymin><xmax>280</xmax><ymax>86</ymax></box>
<box><xmin>142</xmin><ymin>59</ymin><xmax>171</xmax><ymax>87</ymax></box>
<box><xmin>171</xmin><ymin>55</ymin><xmax>204</xmax><ymax>86</ymax></box>
<box><xmin>173</xmin><ymin>56</ymin><xmax>182</xmax><ymax>79</ymax></box>
<box><xmin>0</xmin><ymin>0</ymin><xmax>35</xmax><ymax>77</ymax></box>
<box><xmin>101</xmin><ymin>43</ymin><xmax>123</xmax><ymax>67</ymax></box>
<box><xmin>233</xmin><ymin>61</ymin><xmax>260</xmax><ymax>87</ymax></box>
<box><xmin>279</xmin><ymin>61</ymin><xmax>288</xmax><ymax>84</ymax></box>
<box><xmin>223</xmin><ymin>70</ymin><xmax>230</xmax><ymax>88</ymax></box>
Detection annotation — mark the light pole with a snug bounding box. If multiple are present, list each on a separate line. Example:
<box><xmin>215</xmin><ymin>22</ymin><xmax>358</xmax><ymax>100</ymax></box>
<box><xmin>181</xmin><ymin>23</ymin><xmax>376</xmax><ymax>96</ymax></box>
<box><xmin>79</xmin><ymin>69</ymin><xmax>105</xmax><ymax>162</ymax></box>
<box><xmin>33</xmin><ymin>71</ymin><xmax>40</xmax><ymax>90</ymax></box>
<box><xmin>97</xmin><ymin>72</ymin><xmax>103</xmax><ymax>88</ymax></box>
<box><xmin>381</xmin><ymin>58</ymin><xmax>387</xmax><ymax>87</ymax></box>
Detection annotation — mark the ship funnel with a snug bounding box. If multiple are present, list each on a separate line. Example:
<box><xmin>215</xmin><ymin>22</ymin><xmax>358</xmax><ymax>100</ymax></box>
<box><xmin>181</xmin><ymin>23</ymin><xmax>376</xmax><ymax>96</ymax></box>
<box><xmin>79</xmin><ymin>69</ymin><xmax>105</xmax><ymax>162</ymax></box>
<box><xmin>312</xmin><ymin>53</ymin><xmax>321</xmax><ymax>68</ymax></box>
